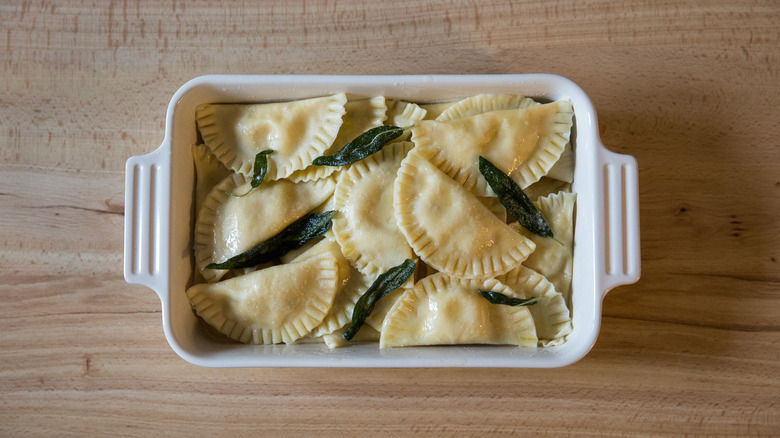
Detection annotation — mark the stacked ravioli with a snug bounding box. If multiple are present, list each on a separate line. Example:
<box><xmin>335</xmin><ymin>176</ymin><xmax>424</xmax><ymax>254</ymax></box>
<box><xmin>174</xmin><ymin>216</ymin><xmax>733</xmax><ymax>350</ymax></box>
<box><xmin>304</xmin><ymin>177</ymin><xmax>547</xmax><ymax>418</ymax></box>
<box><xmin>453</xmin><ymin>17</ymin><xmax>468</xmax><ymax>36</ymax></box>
<box><xmin>187</xmin><ymin>93</ymin><xmax>576</xmax><ymax>349</ymax></box>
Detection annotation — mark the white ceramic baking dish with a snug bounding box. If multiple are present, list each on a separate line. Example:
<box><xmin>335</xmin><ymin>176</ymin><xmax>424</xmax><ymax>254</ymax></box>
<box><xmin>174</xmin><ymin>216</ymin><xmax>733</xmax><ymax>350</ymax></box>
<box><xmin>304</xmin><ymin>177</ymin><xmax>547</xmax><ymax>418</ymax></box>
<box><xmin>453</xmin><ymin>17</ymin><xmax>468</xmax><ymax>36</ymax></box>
<box><xmin>123</xmin><ymin>74</ymin><xmax>640</xmax><ymax>367</ymax></box>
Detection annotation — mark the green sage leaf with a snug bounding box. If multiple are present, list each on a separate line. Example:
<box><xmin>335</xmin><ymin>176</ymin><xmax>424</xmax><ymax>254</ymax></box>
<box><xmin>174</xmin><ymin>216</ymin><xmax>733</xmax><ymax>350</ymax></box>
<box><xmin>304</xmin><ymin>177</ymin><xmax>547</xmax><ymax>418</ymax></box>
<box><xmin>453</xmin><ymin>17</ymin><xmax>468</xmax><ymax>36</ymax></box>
<box><xmin>204</xmin><ymin>210</ymin><xmax>337</xmax><ymax>270</ymax></box>
<box><xmin>229</xmin><ymin>150</ymin><xmax>274</xmax><ymax>197</ymax></box>
<box><xmin>343</xmin><ymin>258</ymin><xmax>417</xmax><ymax>341</ymax></box>
<box><xmin>478</xmin><ymin>290</ymin><xmax>538</xmax><ymax>306</ymax></box>
<box><xmin>478</xmin><ymin>155</ymin><xmax>554</xmax><ymax>238</ymax></box>
<box><xmin>312</xmin><ymin>125</ymin><xmax>405</xmax><ymax>166</ymax></box>
<box><xmin>250</xmin><ymin>149</ymin><xmax>274</xmax><ymax>187</ymax></box>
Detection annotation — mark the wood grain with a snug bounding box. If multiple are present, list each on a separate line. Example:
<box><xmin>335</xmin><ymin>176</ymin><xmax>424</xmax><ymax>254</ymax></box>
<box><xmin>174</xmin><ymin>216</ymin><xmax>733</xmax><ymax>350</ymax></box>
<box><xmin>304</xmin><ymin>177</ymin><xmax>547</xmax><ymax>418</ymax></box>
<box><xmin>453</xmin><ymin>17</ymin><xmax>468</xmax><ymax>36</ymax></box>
<box><xmin>2</xmin><ymin>0</ymin><xmax>779</xmax><ymax>436</ymax></box>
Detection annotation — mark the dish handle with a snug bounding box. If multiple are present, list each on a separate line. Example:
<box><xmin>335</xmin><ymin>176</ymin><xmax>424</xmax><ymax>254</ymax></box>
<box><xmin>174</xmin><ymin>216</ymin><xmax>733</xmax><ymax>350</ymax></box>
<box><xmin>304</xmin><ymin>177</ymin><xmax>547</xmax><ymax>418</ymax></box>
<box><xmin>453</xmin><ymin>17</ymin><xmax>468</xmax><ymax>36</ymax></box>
<box><xmin>123</xmin><ymin>144</ymin><xmax>171</xmax><ymax>297</ymax></box>
<box><xmin>597</xmin><ymin>146</ymin><xmax>641</xmax><ymax>295</ymax></box>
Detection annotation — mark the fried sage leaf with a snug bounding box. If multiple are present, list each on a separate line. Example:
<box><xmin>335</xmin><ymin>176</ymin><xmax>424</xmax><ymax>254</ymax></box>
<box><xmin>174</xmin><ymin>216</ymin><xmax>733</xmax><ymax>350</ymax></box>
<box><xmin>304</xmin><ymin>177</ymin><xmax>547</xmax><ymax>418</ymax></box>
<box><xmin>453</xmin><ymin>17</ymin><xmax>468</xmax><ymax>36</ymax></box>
<box><xmin>205</xmin><ymin>210</ymin><xmax>337</xmax><ymax>270</ymax></box>
<box><xmin>343</xmin><ymin>258</ymin><xmax>417</xmax><ymax>341</ymax></box>
<box><xmin>312</xmin><ymin>125</ymin><xmax>405</xmax><ymax>166</ymax></box>
<box><xmin>478</xmin><ymin>155</ymin><xmax>554</xmax><ymax>238</ymax></box>
<box><xmin>478</xmin><ymin>290</ymin><xmax>538</xmax><ymax>307</ymax></box>
<box><xmin>229</xmin><ymin>150</ymin><xmax>274</xmax><ymax>197</ymax></box>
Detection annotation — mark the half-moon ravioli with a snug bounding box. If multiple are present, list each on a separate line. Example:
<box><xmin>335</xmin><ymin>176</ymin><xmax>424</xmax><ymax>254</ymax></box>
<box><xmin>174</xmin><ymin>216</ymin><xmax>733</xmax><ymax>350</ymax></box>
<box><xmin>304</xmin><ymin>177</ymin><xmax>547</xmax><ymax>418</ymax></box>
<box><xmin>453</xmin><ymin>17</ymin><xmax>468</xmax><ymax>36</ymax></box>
<box><xmin>276</xmin><ymin>236</ymin><xmax>372</xmax><ymax>338</ymax></box>
<box><xmin>514</xmin><ymin>192</ymin><xmax>576</xmax><ymax>305</ymax></box>
<box><xmin>385</xmin><ymin>99</ymin><xmax>427</xmax><ymax>127</ymax></box>
<box><xmin>312</xmin><ymin>263</ymin><xmax>373</xmax><ymax>337</ymax></box>
<box><xmin>497</xmin><ymin>265</ymin><xmax>572</xmax><ymax>346</ymax></box>
<box><xmin>477</xmin><ymin>195</ymin><xmax>507</xmax><ymax>222</ymax></box>
<box><xmin>419</xmin><ymin>100</ymin><xmax>457</xmax><ymax>120</ymax></box>
<box><xmin>288</xmin><ymin>96</ymin><xmax>387</xmax><ymax>182</ymax></box>
<box><xmin>321</xmin><ymin>324</ymin><xmax>381</xmax><ymax>349</ymax></box>
<box><xmin>186</xmin><ymin>246</ymin><xmax>343</xmax><ymax>345</ymax></box>
<box><xmin>411</xmin><ymin>99</ymin><xmax>574</xmax><ymax>195</ymax></box>
<box><xmin>333</xmin><ymin>141</ymin><xmax>416</xmax><ymax>279</ymax></box>
<box><xmin>385</xmin><ymin>99</ymin><xmax>426</xmax><ymax>142</ymax></box>
<box><xmin>435</xmin><ymin>94</ymin><xmax>538</xmax><ymax>121</ymax></box>
<box><xmin>192</xmin><ymin>144</ymin><xmax>231</xmax><ymax>217</ymax></box>
<box><xmin>545</xmin><ymin>142</ymin><xmax>574</xmax><ymax>183</ymax></box>
<box><xmin>522</xmin><ymin>176</ymin><xmax>571</xmax><ymax>201</ymax></box>
<box><xmin>299</xmin><ymin>239</ymin><xmax>374</xmax><ymax>337</ymax></box>
<box><xmin>380</xmin><ymin>273</ymin><xmax>537</xmax><ymax>348</ymax></box>
<box><xmin>194</xmin><ymin>173</ymin><xmax>336</xmax><ymax>283</ymax></box>
<box><xmin>196</xmin><ymin>93</ymin><xmax>347</xmax><ymax>181</ymax></box>
<box><xmin>365</xmin><ymin>287</ymin><xmax>408</xmax><ymax>332</ymax></box>
<box><xmin>394</xmin><ymin>149</ymin><xmax>535</xmax><ymax>279</ymax></box>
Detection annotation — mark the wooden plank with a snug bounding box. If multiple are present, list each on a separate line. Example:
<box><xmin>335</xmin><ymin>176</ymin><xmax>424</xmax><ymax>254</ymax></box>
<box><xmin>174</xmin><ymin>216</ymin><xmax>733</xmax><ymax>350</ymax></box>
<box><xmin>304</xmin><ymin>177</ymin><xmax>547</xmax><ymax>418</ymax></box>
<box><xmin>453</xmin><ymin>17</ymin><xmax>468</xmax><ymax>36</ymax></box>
<box><xmin>1</xmin><ymin>0</ymin><xmax>779</xmax><ymax>436</ymax></box>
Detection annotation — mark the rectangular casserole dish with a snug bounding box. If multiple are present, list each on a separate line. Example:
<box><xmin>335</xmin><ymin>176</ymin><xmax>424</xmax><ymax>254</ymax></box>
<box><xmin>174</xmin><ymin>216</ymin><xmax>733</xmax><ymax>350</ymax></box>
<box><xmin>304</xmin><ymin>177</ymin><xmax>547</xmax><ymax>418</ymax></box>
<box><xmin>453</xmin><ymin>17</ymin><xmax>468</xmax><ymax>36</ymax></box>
<box><xmin>123</xmin><ymin>74</ymin><xmax>640</xmax><ymax>367</ymax></box>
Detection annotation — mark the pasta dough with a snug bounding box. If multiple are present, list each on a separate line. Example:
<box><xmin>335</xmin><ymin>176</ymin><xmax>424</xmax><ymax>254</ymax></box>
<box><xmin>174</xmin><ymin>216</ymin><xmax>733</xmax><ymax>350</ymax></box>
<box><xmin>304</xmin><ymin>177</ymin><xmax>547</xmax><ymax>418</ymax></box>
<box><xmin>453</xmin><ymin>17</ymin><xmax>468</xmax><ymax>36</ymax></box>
<box><xmin>523</xmin><ymin>176</ymin><xmax>572</xmax><ymax>201</ymax></box>
<box><xmin>385</xmin><ymin>99</ymin><xmax>427</xmax><ymax>142</ymax></box>
<box><xmin>332</xmin><ymin>141</ymin><xmax>416</xmax><ymax>278</ymax></box>
<box><xmin>186</xmin><ymin>245</ymin><xmax>344</xmax><ymax>344</ymax></box>
<box><xmin>411</xmin><ymin>100</ymin><xmax>574</xmax><ymax>195</ymax></box>
<box><xmin>394</xmin><ymin>149</ymin><xmax>535</xmax><ymax>279</ymax></box>
<box><xmin>435</xmin><ymin>94</ymin><xmax>538</xmax><ymax>121</ymax></box>
<box><xmin>192</xmin><ymin>143</ymin><xmax>231</xmax><ymax>216</ymax></box>
<box><xmin>515</xmin><ymin>192</ymin><xmax>576</xmax><ymax>305</ymax></box>
<box><xmin>304</xmin><ymin>239</ymin><xmax>374</xmax><ymax>337</ymax></box>
<box><xmin>288</xmin><ymin>96</ymin><xmax>386</xmax><ymax>182</ymax></box>
<box><xmin>419</xmin><ymin>100</ymin><xmax>457</xmax><ymax>120</ymax></box>
<box><xmin>380</xmin><ymin>273</ymin><xmax>538</xmax><ymax>348</ymax></box>
<box><xmin>196</xmin><ymin>93</ymin><xmax>347</xmax><ymax>180</ymax></box>
<box><xmin>194</xmin><ymin>173</ymin><xmax>336</xmax><ymax>283</ymax></box>
<box><xmin>322</xmin><ymin>325</ymin><xmax>381</xmax><ymax>348</ymax></box>
<box><xmin>497</xmin><ymin>265</ymin><xmax>572</xmax><ymax>346</ymax></box>
<box><xmin>189</xmin><ymin>93</ymin><xmax>576</xmax><ymax>350</ymax></box>
<box><xmin>545</xmin><ymin>142</ymin><xmax>574</xmax><ymax>183</ymax></box>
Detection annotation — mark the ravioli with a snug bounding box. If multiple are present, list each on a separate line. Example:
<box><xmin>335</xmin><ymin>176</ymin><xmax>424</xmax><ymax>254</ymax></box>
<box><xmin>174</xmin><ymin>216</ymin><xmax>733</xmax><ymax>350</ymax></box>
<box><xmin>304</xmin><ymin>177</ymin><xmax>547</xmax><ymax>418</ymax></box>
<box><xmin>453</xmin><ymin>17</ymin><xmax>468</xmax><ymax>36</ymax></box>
<box><xmin>522</xmin><ymin>176</ymin><xmax>572</xmax><ymax>201</ymax></box>
<box><xmin>411</xmin><ymin>100</ymin><xmax>574</xmax><ymax>195</ymax></box>
<box><xmin>196</xmin><ymin>93</ymin><xmax>347</xmax><ymax>180</ymax></box>
<box><xmin>186</xmin><ymin>246</ymin><xmax>343</xmax><ymax>344</ymax></box>
<box><xmin>332</xmin><ymin>141</ymin><xmax>416</xmax><ymax>278</ymax></box>
<box><xmin>420</xmin><ymin>101</ymin><xmax>457</xmax><ymax>120</ymax></box>
<box><xmin>268</xmin><ymin>235</ymin><xmax>372</xmax><ymax>338</ymax></box>
<box><xmin>386</xmin><ymin>99</ymin><xmax>427</xmax><ymax>127</ymax></box>
<box><xmin>514</xmin><ymin>192</ymin><xmax>576</xmax><ymax>305</ymax></box>
<box><xmin>380</xmin><ymin>273</ymin><xmax>537</xmax><ymax>348</ymax></box>
<box><xmin>478</xmin><ymin>195</ymin><xmax>508</xmax><ymax>222</ymax></box>
<box><xmin>322</xmin><ymin>325</ymin><xmax>381</xmax><ymax>349</ymax></box>
<box><xmin>194</xmin><ymin>173</ymin><xmax>336</xmax><ymax>283</ymax></box>
<box><xmin>192</xmin><ymin>144</ymin><xmax>231</xmax><ymax>216</ymax></box>
<box><xmin>385</xmin><ymin>99</ymin><xmax>426</xmax><ymax>141</ymax></box>
<box><xmin>497</xmin><ymin>265</ymin><xmax>572</xmax><ymax>346</ymax></box>
<box><xmin>288</xmin><ymin>96</ymin><xmax>386</xmax><ymax>182</ymax></box>
<box><xmin>305</xmin><ymin>239</ymin><xmax>374</xmax><ymax>337</ymax></box>
<box><xmin>545</xmin><ymin>142</ymin><xmax>574</xmax><ymax>183</ymax></box>
<box><xmin>394</xmin><ymin>149</ymin><xmax>535</xmax><ymax>279</ymax></box>
<box><xmin>365</xmin><ymin>287</ymin><xmax>408</xmax><ymax>332</ymax></box>
<box><xmin>435</xmin><ymin>94</ymin><xmax>538</xmax><ymax>121</ymax></box>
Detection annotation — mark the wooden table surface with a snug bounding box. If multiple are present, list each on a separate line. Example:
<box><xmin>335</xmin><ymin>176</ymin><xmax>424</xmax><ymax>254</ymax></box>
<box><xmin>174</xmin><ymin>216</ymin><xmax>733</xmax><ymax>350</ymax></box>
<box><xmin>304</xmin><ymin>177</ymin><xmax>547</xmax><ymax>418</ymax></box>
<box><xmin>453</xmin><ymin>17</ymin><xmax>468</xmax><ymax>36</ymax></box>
<box><xmin>2</xmin><ymin>1</ymin><xmax>778</xmax><ymax>436</ymax></box>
